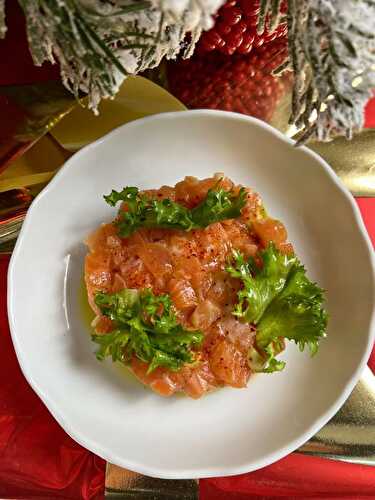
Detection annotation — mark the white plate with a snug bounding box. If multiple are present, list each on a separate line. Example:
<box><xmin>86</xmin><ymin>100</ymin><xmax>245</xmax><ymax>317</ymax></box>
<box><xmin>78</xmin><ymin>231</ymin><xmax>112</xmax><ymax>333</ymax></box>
<box><xmin>8</xmin><ymin>111</ymin><xmax>375</xmax><ymax>479</ymax></box>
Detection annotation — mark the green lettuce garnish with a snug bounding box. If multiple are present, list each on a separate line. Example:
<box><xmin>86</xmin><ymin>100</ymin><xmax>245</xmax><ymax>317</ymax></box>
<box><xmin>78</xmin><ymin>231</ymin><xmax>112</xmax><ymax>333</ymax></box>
<box><xmin>227</xmin><ymin>245</ymin><xmax>327</xmax><ymax>373</ymax></box>
<box><xmin>104</xmin><ymin>186</ymin><xmax>246</xmax><ymax>237</ymax></box>
<box><xmin>190</xmin><ymin>187</ymin><xmax>247</xmax><ymax>228</ymax></box>
<box><xmin>226</xmin><ymin>246</ymin><xmax>297</xmax><ymax>324</ymax></box>
<box><xmin>92</xmin><ymin>288</ymin><xmax>204</xmax><ymax>373</ymax></box>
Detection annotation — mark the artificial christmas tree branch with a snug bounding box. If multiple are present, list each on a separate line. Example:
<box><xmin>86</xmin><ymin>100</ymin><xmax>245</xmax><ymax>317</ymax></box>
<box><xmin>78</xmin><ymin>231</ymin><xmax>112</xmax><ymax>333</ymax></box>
<box><xmin>0</xmin><ymin>0</ymin><xmax>374</xmax><ymax>143</ymax></box>
<box><xmin>265</xmin><ymin>0</ymin><xmax>375</xmax><ymax>144</ymax></box>
<box><xmin>10</xmin><ymin>0</ymin><xmax>224</xmax><ymax>110</ymax></box>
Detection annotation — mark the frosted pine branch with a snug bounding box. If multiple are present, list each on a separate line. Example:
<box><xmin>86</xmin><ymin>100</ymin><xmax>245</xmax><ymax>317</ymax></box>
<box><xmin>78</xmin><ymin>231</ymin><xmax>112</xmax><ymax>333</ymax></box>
<box><xmin>265</xmin><ymin>0</ymin><xmax>375</xmax><ymax>143</ymax></box>
<box><xmin>15</xmin><ymin>0</ymin><xmax>225</xmax><ymax>111</ymax></box>
<box><xmin>0</xmin><ymin>0</ymin><xmax>374</xmax><ymax>143</ymax></box>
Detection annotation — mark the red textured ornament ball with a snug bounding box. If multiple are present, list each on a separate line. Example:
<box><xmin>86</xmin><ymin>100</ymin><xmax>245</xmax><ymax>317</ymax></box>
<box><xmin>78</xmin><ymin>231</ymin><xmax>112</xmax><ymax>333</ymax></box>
<box><xmin>198</xmin><ymin>0</ymin><xmax>287</xmax><ymax>56</ymax></box>
<box><xmin>168</xmin><ymin>38</ymin><xmax>290</xmax><ymax>122</ymax></box>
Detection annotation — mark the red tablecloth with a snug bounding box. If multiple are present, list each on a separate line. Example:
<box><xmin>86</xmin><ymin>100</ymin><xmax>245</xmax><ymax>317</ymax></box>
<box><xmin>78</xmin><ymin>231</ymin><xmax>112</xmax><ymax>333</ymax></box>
<box><xmin>1</xmin><ymin>2</ymin><xmax>374</xmax><ymax>498</ymax></box>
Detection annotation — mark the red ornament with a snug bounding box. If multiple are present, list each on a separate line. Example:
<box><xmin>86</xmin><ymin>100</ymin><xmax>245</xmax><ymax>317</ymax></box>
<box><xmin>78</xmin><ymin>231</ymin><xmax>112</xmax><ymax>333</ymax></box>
<box><xmin>167</xmin><ymin>38</ymin><xmax>289</xmax><ymax>122</ymax></box>
<box><xmin>197</xmin><ymin>0</ymin><xmax>287</xmax><ymax>56</ymax></box>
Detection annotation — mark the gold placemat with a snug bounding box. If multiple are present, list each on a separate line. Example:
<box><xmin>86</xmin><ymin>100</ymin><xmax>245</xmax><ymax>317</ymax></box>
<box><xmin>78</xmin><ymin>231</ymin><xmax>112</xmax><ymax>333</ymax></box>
<box><xmin>105</xmin><ymin>467</ymin><xmax>198</xmax><ymax>499</ymax></box>
<box><xmin>50</xmin><ymin>76</ymin><xmax>185</xmax><ymax>151</ymax></box>
<box><xmin>299</xmin><ymin>366</ymin><xmax>375</xmax><ymax>464</ymax></box>
<box><xmin>308</xmin><ymin>130</ymin><xmax>375</xmax><ymax>197</ymax></box>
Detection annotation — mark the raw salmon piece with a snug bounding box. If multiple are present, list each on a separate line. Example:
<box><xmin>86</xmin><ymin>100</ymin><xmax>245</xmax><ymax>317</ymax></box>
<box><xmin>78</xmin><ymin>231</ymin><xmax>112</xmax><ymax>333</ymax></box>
<box><xmin>191</xmin><ymin>269</ymin><xmax>213</xmax><ymax>302</ymax></box>
<box><xmin>215</xmin><ymin>315</ymin><xmax>255</xmax><ymax>351</ymax></box>
<box><xmin>184</xmin><ymin>371</ymin><xmax>209</xmax><ymax>399</ymax></box>
<box><xmin>144</xmin><ymin>228</ymin><xmax>170</xmax><ymax>243</ymax></box>
<box><xmin>183</xmin><ymin>361</ymin><xmax>221</xmax><ymax>398</ymax></box>
<box><xmin>170</xmin><ymin>242</ymin><xmax>211</xmax><ymax>300</ymax></box>
<box><xmin>131</xmin><ymin>358</ymin><xmax>179</xmax><ymax>397</ymax></box>
<box><xmin>175</xmin><ymin>174</ymin><xmax>233</xmax><ymax>208</ymax></box>
<box><xmin>126</xmin><ymin>230</ymin><xmax>147</xmax><ymax>247</ymax></box>
<box><xmin>150</xmin><ymin>376</ymin><xmax>178</xmax><ymax>397</ymax></box>
<box><xmin>206</xmin><ymin>272</ymin><xmax>238</xmax><ymax>307</ymax></box>
<box><xmin>206</xmin><ymin>274</ymin><xmax>228</xmax><ymax>306</ymax></box>
<box><xmin>240</xmin><ymin>188</ymin><xmax>263</xmax><ymax>223</ymax></box>
<box><xmin>190</xmin><ymin>299</ymin><xmax>222</xmax><ymax>330</ymax></box>
<box><xmin>168</xmin><ymin>362</ymin><xmax>220</xmax><ymax>399</ymax></box>
<box><xmin>119</xmin><ymin>256</ymin><xmax>153</xmax><ymax>289</ymax></box>
<box><xmin>86</xmin><ymin>224</ymin><xmax>127</xmax><ymax>269</ymax></box>
<box><xmin>111</xmin><ymin>247</ymin><xmax>128</xmax><ymax>268</ymax></box>
<box><xmin>85</xmin><ymin>254</ymin><xmax>112</xmax><ymax>291</ymax></box>
<box><xmin>278</xmin><ymin>242</ymin><xmax>294</xmax><ymax>255</ymax></box>
<box><xmin>144</xmin><ymin>185</ymin><xmax>176</xmax><ymax>202</ymax></box>
<box><xmin>209</xmin><ymin>340</ymin><xmax>250</xmax><ymax>388</ymax></box>
<box><xmin>86</xmin><ymin>223</ymin><xmax>118</xmax><ymax>252</ymax></box>
<box><xmin>187</xmin><ymin>177</ymin><xmax>219</xmax><ymax>206</ymax></box>
<box><xmin>111</xmin><ymin>273</ymin><xmax>127</xmax><ymax>293</ymax></box>
<box><xmin>175</xmin><ymin>176</ymin><xmax>202</xmax><ymax>207</ymax></box>
<box><xmin>194</xmin><ymin>223</ymin><xmax>230</xmax><ymax>269</ymax></box>
<box><xmin>135</xmin><ymin>242</ymin><xmax>173</xmax><ymax>288</ymax></box>
<box><xmin>106</xmin><ymin>233</ymin><xmax>122</xmax><ymax>249</ymax></box>
<box><xmin>169</xmin><ymin>278</ymin><xmax>198</xmax><ymax>311</ymax></box>
<box><xmin>252</xmin><ymin>218</ymin><xmax>288</xmax><ymax>249</ymax></box>
<box><xmin>169</xmin><ymin>234</ymin><xmax>198</xmax><ymax>260</ymax></box>
<box><xmin>222</xmin><ymin>219</ymin><xmax>258</xmax><ymax>258</ymax></box>
<box><xmin>93</xmin><ymin>315</ymin><xmax>114</xmax><ymax>334</ymax></box>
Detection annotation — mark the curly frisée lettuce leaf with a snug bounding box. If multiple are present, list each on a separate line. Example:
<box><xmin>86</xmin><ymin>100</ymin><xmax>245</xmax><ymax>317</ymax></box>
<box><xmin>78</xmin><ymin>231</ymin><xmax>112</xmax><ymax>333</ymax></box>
<box><xmin>227</xmin><ymin>245</ymin><xmax>328</xmax><ymax>373</ymax></box>
<box><xmin>104</xmin><ymin>187</ymin><xmax>194</xmax><ymax>236</ymax></box>
<box><xmin>226</xmin><ymin>245</ymin><xmax>297</xmax><ymax>323</ymax></box>
<box><xmin>257</xmin><ymin>264</ymin><xmax>328</xmax><ymax>355</ymax></box>
<box><xmin>248</xmin><ymin>340</ymin><xmax>287</xmax><ymax>373</ymax></box>
<box><xmin>190</xmin><ymin>187</ymin><xmax>247</xmax><ymax>227</ymax></box>
<box><xmin>104</xmin><ymin>186</ymin><xmax>246</xmax><ymax>237</ymax></box>
<box><xmin>92</xmin><ymin>288</ymin><xmax>204</xmax><ymax>373</ymax></box>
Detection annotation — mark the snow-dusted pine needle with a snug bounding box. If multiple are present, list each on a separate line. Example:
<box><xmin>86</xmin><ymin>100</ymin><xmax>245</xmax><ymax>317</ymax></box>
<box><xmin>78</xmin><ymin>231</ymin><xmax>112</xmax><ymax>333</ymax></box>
<box><xmin>1</xmin><ymin>0</ymin><xmax>374</xmax><ymax>143</ymax></box>
<box><xmin>263</xmin><ymin>0</ymin><xmax>375</xmax><ymax>143</ymax></box>
<box><xmin>12</xmin><ymin>0</ymin><xmax>224</xmax><ymax>111</ymax></box>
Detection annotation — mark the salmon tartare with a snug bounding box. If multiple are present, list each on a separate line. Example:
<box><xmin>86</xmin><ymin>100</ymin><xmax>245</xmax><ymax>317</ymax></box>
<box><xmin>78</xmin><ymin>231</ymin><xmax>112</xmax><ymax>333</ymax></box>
<box><xmin>85</xmin><ymin>174</ymin><xmax>327</xmax><ymax>398</ymax></box>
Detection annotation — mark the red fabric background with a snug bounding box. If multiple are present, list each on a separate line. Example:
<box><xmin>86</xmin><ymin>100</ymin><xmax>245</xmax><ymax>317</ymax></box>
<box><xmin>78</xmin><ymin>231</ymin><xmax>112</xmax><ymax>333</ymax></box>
<box><xmin>0</xmin><ymin>257</ymin><xmax>105</xmax><ymax>500</ymax></box>
<box><xmin>0</xmin><ymin>1</ymin><xmax>374</xmax><ymax>498</ymax></box>
<box><xmin>0</xmin><ymin>2</ymin><xmax>60</xmax><ymax>86</ymax></box>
